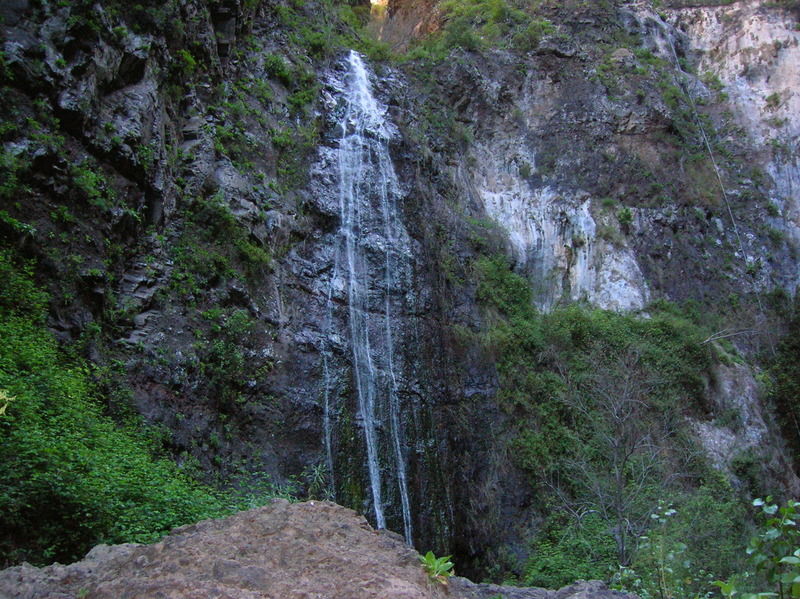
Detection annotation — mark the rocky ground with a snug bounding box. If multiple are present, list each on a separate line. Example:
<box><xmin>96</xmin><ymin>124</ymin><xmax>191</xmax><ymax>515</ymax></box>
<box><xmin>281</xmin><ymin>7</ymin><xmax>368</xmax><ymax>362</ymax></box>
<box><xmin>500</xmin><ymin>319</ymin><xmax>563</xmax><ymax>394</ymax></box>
<box><xmin>0</xmin><ymin>500</ymin><xmax>636</xmax><ymax>599</ymax></box>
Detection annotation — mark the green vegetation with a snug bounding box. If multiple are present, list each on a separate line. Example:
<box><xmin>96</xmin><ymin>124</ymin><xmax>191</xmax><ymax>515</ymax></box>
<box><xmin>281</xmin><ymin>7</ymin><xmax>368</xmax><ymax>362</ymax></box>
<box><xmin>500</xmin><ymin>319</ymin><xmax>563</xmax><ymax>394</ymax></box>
<box><xmin>473</xmin><ymin>255</ymin><xmax>751</xmax><ymax>590</ymax></box>
<box><xmin>174</xmin><ymin>49</ymin><xmax>199</xmax><ymax>77</ymax></box>
<box><xmin>617</xmin><ymin>206</ymin><xmax>633</xmax><ymax>229</ymax></box>
<box><xmin>765</xmin><ymin>92</ymin><xmax>782</xmax><ymax>111</ymax></box>
<box><xmin>419</xmin><ymin>550</ymin><xmax>455</xmax><ymax>583</ymax></box>
<box><xmin>0</xmin><ymin>3</ymin><xmax>332</xmax><ymax>566</ymax></box>
<box><xmin>0</xmin><ymin>252</ymin><xmax>282</xmax><ymax>565</ymax></box>
<box><xmin>195</xmin><ymin>307</ymin><xmax>264</xmax><ymax>412</ymax></box>
<box><xmin>50</xmin><ymin>0</ymin><xmax>185</xmax><ymax>38</ymax></box>
<box><xmin>263</xmin><ymin>53</ymin><xmax>293</xmax><ymax>86</ymax></box>
<box><xmin>403</xmin><ymin>0</ymin><xmax>555</xmax><ymax>60</ymax></box>
<box><xmin>768</xmin><ymin>299</ymin><xmax>800</xmax><ymax>466</ymax></box>
<box><xmin>716</xmin><ymin>498</ymin><xmax>800</xmax><ymax>599</ymax></box>
<box><xmin>2</xmin><ymin>0</ymin><xmax>795</xmax><ymax>589</ymax></box>
<box><xmin>612</xmin><ymin>481</ymin><xmax>747</xmax><ymax>599</ymax></box>
<box><xmin>170</xmin><ymin>192</ymin><xmax>271</xmax><ymax>300</ymax></box>
<box><xmin>524</xmin><ymin>513</ymin><xmax>617</xmax><ymax>587</ymax></box>
<box><xmin>0</xmin><ymin>149</ymin><xmax>29</xmax><ymax>200</ymax></box>
<box><xmin>72</xmin><ymin>160</ymin><xmax>119</xmax><ymax>212</ymax></box>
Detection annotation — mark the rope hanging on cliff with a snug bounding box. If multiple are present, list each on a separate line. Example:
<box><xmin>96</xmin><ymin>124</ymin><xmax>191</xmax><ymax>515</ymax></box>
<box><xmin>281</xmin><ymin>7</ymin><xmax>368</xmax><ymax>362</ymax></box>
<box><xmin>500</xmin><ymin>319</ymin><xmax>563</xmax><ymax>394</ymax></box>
<box><xmin>658</xmin><ymin>9</ymin><xmax>767</xmax><ymax>319</ymax></box>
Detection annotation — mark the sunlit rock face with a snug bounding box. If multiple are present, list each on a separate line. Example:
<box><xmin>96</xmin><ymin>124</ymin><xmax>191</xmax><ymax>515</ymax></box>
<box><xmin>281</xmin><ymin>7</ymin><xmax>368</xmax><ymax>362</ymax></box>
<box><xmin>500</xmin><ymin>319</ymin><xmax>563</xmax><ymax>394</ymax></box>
<box><xmin>380</xmin><ymin>0</ymin><xmax>441</xmax><ymax>51</ymax></box>
<box><xmin>670</xmin><ymin>0</ymin><xmax>800</xmax><ymax>290</ymax></box>
<box><xmin>470</xmin><ymin>140</ymin><xmax>649</xmax><ymax>312</ymax></box>
<box><xmin>673</xmin><ymin>1</ymin><xmax>799</xmax><ymax>145</ymax></box>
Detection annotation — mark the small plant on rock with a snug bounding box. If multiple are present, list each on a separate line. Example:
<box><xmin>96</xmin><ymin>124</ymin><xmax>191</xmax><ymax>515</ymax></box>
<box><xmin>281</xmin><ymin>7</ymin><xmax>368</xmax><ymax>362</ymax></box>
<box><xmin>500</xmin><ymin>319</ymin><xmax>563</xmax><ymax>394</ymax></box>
<box><xmin>419</xmin><ymin>550</ymin><xmax>455</xmax><ymax>584</ymax></box>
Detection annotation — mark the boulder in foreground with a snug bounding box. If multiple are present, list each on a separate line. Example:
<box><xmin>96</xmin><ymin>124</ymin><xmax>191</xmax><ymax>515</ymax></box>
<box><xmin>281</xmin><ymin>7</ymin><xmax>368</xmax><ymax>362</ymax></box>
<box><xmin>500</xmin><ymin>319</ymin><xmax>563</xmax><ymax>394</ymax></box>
<box><xmin>0</xmin><ymin>500</ymin><xmax>637</xmax><ymax>599</ymax></box>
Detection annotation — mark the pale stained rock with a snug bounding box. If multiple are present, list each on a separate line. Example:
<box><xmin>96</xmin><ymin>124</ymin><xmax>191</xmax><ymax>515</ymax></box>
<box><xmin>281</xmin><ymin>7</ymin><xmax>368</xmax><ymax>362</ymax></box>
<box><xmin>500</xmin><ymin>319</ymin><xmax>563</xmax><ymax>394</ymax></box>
<box><xmin>688</xmin><ymin>363</ymin><xmax>800</xmax><ymax>496</ymax></box>
<box><xmin>667</xmin><ymin>0</ymin><xmax>800</xmax><ymax>290</ymax></box>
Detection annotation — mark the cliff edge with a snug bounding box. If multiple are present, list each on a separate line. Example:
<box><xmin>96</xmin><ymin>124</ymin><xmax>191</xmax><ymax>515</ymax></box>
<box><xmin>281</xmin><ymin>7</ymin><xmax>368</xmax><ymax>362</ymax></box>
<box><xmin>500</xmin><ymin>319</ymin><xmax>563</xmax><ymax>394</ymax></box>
<box><xmin>0</xmin><ymin>500</ymin><xmax>636</xmax><ymax>599</ymax></box>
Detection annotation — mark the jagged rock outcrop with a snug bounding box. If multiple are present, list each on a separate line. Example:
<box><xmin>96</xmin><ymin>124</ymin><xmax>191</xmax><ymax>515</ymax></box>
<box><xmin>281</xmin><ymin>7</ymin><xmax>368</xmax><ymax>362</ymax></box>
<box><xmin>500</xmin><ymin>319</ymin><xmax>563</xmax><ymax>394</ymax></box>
<box><xmin>0</xmin><ymin>500</ymin><xmax>636</xmax><ymax>599</ymax></box>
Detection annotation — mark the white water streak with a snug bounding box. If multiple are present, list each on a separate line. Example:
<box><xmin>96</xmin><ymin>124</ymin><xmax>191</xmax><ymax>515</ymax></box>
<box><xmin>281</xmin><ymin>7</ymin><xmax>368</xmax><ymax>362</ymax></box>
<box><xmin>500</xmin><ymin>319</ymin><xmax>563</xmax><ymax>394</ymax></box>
<box><xmin>324</xmin><ymin>50</ymin><xmax>412</xmax><ymax>541</ymax></box>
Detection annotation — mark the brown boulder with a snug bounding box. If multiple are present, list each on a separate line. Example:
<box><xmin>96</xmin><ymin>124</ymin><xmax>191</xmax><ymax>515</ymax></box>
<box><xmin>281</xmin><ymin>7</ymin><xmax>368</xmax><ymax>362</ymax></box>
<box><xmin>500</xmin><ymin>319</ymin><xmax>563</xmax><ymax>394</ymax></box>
<box><xmin>0</xmin><ymin>500</ymin><xmax>637</xmax><ymax>599</ymax></box>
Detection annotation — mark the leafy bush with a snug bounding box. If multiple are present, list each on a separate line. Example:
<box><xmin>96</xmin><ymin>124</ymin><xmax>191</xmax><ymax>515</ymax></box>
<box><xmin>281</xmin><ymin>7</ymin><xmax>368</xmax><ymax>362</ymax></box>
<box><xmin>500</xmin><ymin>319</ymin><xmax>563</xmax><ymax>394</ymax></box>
<box><xmin>473</xmin><ymin>256</ymin><xmax>726</xmax><ymax>580</ymax></box>
<box><xmin>716</xmin><ymin>498</ymin><xmax>800</xmax><ymax>599</ymax></box>
<box><xmin>747</xmin><ymin>498</ymin><xmax>800</xmax><ymax>597</ymax></box>
<box><xmin>263</xmin><ymin>53</ymin><xmax>293</xmax><ymax>86</ymax></box>
<box><xmin>170</xmin><ymin>192</ymin><xmax>272</xmax><ymax>297</ymax></box>
<box><xmin>511</xmin><ymin>18</ymin><xmax>555</xmax><ymax>51</ymax></box>
<box><xmin>612</xmin><ymin>481</ymin><xmax>747</xmax><ymax>599</ymax></box>
<box><xmin>768</xmin><ymin>298</ymin><xmax>800</xmax><ymax>466</ymax></box>
<box><xmin>525</xmin><ymin>512</ymin><xmax>617</xmax><ymax>588</ymax></box>
<box><xmin>617</xmin><ymin>206</ymin><xmax>633</xmax><ymax>229</ymax></box>
<box><xmin>71</xmin><ymin>161</ymin><xmax>117</xmax><ymax>210</ymax></box>
<box><xmin>0</xmin><ymin>253</ymin><xmax>277</xmax><ymax>565</ymax></box>
<box><xmin>475</xmin><ymin>255</ymin><xmax>534</xmax><ymax>319</ymax></box>
<box><xmin>0</xmin><ymin>149</ymin><xmax>30</xmax><ymax>200</ymax></box>
<box><xmin>174</xmin><ymin>49</ymin><xmax>198</xmax><ymax>76</ymax></box>
<box><xmin>401</xmin><ymin>0</ymin><xmax>554</xmax><ymax>60</ymax></box>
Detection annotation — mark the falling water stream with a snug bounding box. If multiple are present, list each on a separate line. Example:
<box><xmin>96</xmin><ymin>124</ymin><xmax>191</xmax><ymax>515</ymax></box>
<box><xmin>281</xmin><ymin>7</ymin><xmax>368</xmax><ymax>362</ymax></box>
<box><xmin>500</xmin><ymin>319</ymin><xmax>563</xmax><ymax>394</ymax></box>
<box><xmin>321</xmin><ymin>50</ymin><xmax>413</xmax><ymax>543</ymax></box>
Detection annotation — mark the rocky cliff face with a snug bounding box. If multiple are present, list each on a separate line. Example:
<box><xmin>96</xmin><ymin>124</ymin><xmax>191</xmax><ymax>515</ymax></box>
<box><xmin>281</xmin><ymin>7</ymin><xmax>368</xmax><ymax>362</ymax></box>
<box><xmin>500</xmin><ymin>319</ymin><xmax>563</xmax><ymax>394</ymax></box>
<box><xmin>668</xmin><ymin>0</ymin><xmax>800</xmax><ymax>279</ymax></box>
<box><xmin>392</xmin><ymin>0</ymin><xmax>799</xmax><ymax>309</ymax></box>
<box><xmin>1</xmin><ymin>0</ymin><xmax>798</xmax><ymax>584</ymax></box>
<box><xmin>377</xmin><ymin>0</ymin><xmax>799</xmax><ymax>568</ymax></box>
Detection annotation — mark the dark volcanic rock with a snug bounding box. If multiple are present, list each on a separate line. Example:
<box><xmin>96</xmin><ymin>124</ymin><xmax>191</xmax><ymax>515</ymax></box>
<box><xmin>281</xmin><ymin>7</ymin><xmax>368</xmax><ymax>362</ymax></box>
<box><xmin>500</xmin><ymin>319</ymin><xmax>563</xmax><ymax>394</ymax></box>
<box><xmin>451</xmin><ymin>579</ymin><xmax>638</xmax><ymax>599</ymax></box>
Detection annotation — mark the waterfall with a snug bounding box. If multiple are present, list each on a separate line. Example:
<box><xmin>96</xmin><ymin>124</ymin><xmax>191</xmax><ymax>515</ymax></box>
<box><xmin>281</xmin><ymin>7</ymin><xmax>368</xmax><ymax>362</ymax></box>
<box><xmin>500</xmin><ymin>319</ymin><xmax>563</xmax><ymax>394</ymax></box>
<box><xmin>320</xmin><ymin>50</ymin><xmax>413</xmax><ymax>543</ymax></box>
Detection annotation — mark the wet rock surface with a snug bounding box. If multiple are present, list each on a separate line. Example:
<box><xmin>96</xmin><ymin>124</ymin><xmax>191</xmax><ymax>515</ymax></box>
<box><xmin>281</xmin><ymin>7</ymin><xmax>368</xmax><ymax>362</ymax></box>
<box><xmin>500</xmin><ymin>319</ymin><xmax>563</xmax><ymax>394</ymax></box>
<box><xmin>0</xmin><ymin>500</ymin><xmax>635</xmax><ymax>599</ymax></box>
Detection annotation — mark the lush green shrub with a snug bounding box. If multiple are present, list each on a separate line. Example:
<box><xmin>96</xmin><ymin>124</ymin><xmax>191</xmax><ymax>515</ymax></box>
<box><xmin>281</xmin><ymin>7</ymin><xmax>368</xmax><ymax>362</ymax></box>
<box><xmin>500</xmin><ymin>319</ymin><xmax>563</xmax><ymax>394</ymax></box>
<box><xmin>419</xmin><ymin>550</ymin><xmax>455</xmax><ymax>583</ymax></box>
<box><xmin>473</xmin><ymin>257</ymin><xmax>724</xmax><ymax>578</ymax></box>
<box><xmin>475</xmin><ymin>255</ymin><xmax>534</xmax><ymax>319</ymax></box>
<box><xmin>263</xmin><ymin>53</ymin><xmax>293</xmax><ymax>86</ymax></box>
<box><xmin>611</xmin><ymin>480</ymin><xmax>748</xmax><ymax>599</ymax></box>
<box><xmin>432</xmin><ymin>0</ymin><xmax>554</xmax><ymax>54</ymax></box>
<box><xmin>511</xmin><ymin>18</ymin><xmax>555</xmax><ymax>51</ymax></box>
<box><xmin>0</xmin><ymin>253</ymin><xmax>276</xmax><ymax>565</ymax></box>
<box><xmin>525</xmin><ymin>512</ymin><xmax>617</xmax><ymax>588</ymax></box>
<box><xmin>715</xmin><ymin>497</ymin><xmax>800</xmax><ymax>599</ymax></box>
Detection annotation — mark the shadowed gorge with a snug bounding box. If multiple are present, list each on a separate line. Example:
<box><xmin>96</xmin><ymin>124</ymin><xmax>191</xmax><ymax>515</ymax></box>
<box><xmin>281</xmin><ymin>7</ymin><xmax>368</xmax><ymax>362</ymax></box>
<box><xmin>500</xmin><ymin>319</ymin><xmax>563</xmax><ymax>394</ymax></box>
<box><xmin>0</xmin><ymin>0</ymin><xmax>799</xmax><ymax>596</ymax></box>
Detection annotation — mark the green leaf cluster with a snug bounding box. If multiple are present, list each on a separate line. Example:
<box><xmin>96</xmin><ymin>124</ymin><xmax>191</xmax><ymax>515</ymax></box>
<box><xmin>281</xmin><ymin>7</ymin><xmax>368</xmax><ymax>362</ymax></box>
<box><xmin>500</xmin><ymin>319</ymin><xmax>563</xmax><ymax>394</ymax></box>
<box><xmin>748</xmin><ymin>499</ymin><xmax>800</xmax><ymax>598</ymax></box>
<box><xmin>768</xmin><ymin>299</ymin><xmax>800</xmax><ymax>464</ymax></box>
<box><xmin>170</xmin><ymin>192</ymin><xmax>272</xmax><ymax>299</ymax></box>
<box><xmin>612</xmin><ymin>482</ymin><xmax>747</xmax><ymax>599</ymax></box>
<box><xmin>525</xmin><ymin>512</ymin><xmax>617</xmax><ymax>588</ymax></box>
<box><xmin>419</xmin><ymin>550</ymin><xmax>455</xmax><ymax>582</ymax></box>
<box><xmin>716</xmin><ymin>498</ymin><xmax>800</xmax><ymax>599</ymax></box>
<box><xmin>472</xmin><ymin>255</ymin><xmax>746</xmax><ymax>585</ymax></box>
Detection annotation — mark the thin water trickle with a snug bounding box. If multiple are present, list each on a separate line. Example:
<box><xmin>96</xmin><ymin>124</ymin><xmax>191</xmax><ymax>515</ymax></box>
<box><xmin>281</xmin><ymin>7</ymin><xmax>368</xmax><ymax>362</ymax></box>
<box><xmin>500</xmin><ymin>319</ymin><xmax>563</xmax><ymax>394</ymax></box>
<box><xmin>321</xmin><ymin>50</ymin><xmax>413</xmax><ymax>542</ymax></box>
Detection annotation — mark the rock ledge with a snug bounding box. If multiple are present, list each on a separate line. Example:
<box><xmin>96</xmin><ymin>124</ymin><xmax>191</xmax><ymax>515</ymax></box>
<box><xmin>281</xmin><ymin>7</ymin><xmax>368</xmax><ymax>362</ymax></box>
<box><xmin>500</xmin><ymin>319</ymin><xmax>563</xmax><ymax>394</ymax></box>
<box><xmin>0</xmin><ymin>500</ymin><xmax>637</xmax><ymax>599</ymax></box>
